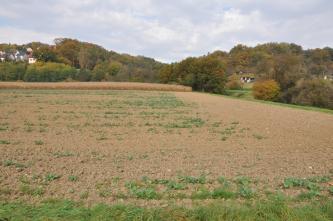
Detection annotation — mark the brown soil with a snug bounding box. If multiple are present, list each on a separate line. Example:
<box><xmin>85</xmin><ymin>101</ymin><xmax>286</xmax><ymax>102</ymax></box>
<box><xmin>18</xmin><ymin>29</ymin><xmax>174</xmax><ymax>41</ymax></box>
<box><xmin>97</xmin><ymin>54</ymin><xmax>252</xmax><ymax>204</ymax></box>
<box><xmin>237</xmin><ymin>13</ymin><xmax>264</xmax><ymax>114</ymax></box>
<box><xmin>0</xmin><ymin>90</ymin><xmax>332</xmax><ymax>205</ymax></box>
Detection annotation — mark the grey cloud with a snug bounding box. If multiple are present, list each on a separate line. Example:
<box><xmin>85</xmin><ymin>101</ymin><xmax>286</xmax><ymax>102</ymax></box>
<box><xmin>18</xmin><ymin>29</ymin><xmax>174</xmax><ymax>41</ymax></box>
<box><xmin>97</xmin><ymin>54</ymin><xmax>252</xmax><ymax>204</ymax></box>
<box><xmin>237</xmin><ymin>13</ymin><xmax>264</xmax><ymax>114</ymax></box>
<box><xmin>0</xmin><ymin>0</ymin><xmax>332</xmax><ymax>62</ymax></box>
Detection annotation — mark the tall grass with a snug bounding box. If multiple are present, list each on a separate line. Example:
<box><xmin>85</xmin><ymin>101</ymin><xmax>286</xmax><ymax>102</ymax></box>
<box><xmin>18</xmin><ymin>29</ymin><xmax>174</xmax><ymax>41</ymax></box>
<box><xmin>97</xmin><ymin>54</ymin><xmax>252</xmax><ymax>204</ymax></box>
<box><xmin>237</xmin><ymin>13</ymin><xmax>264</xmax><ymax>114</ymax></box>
<box><xmin>0</xmin><ymin>198</ymin><xmax>332</xmax><ymax>221</ymax></box>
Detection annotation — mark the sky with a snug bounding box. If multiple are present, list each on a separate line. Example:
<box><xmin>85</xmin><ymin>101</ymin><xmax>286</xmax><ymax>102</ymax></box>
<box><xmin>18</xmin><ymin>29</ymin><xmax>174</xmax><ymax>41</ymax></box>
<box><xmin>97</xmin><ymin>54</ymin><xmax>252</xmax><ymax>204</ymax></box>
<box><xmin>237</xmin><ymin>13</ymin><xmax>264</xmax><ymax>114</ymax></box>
<box><xmin>0</xmin><ymin>0</ymin><xmax>332</xmax><ymax>62</ymax></box>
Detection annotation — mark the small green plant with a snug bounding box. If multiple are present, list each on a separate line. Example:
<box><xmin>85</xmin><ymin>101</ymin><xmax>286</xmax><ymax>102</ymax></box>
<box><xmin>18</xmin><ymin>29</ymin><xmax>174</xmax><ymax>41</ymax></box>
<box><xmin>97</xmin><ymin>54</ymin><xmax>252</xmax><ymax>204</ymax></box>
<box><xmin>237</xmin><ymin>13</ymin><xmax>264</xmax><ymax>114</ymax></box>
<box><xmin>166</xmin><ymin>181</ymin><xmax>187</xmax><ymax>190</ymax></box>
<box><xmin>212</xmin><ymin>188</ymin><xmax>235</xmax><ymax>199</ymax></box>
<box><xmin>191</xmin><ymin>188</ymin><xmax>211</xmax><ymax>199</ymax></box>
<box><xmin>45</xmin><ymin>173</ymin><xmax>61</xmax><ymax>182</ymax></box>
<box><xmin>127</xmin><ymin>155</ymin><xmax>134</xmax><ymax>161</ymax></box>
<box><xmin>283</xmin><ymin>177</ymin><xmax>305</xmax><ymax>188</ymax></box>
<box><xmin>152</xmin><ymin>179</ymin><xmax>170</xmax><ymax>185</ymax></box>
<box><xmin>3</xmin><ymin>160</ymin><xmax>27</xmax><ymax>170</ymax></box>
<box><xmin>212</xmin><ymin>122</ymin><xmax>221</xmax><ymax>127</ymax></box>
<box><xmin>80</xmin><ymin>191</ymin><xmax>89</xmax><ymax>199</ymax></box>
<box><xmin>239</xmin><ymin>186</ymin><xmax>255</xmax><ymax>199</ymax></box>
<box><xmin>53</xmin><ymin>151</ymin><xmax>74</xmax><ymax>158</ymax></box>
<box><xmin>253</xmin><ymin>134</ymin><xmax>265</xmax><ymax>140</ymax></box>
<box><xmin>307</xmin><ymin>176</ymin><xmax>331</xmax><ymax>183</ymax></box>
<box><xmin>0</xmin><ymin>125</ymin><xmax>9</xmax><ymax>131</ymax></box>
<box><xmin>178</xmin><ymin>175</ymin><xmax>206</xmax><ymax>184</ymax></box>
<box><xmin>125</xmin><ymin>181</ymin><xmax>159</xmax><ymax>199</ymax></box>
<box><xmin>0</xmin><ymin>140</ymin><xmax>10</xmax><ymax>145</ymax></box>
<box><xmin>3</xmin><ymin>160</ymin><xmax>15</xmax><ymax>167</ymax></box>
<box><xmin>34</xmin><ymin>140</ymin><xmax>44</xmax><ymax>145</ymax></box>
<box><xmin>297</xmin><ymin>190</ymin><xmax>321</xmax><ymax>200</ymax></box>
<box><xmin>98</xmin><ymin>189</ymin><xmax>112</xmax><ymax>198</ymax></box>
<box><xmin>68</xmin><ymin>175</ymin><xmax>78</xmax><ymax>182</ymax></box>
<box><xmin>19</xmin><ymin>175</ymin><xmax>31</xmax><ymax>184</ymax></box>
<box><xmin>217</xmin><ymin>176</ymin><xmax>230</xmax><ymax>187</ymax></box>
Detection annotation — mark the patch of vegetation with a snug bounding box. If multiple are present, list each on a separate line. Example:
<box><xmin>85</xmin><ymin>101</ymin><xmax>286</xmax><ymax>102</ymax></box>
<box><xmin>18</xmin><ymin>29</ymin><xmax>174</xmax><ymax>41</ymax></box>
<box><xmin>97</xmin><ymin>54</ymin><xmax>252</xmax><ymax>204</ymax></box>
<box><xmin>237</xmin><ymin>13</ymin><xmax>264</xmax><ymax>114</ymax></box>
<box><xmin>282</xmin><ymin>177</ymin><xmax>329</xmax><ymax>190</ymax></box>
<box><xmin>253</xmin><ymin>134</ymin><xmax>265</xmax><ymax>140</ymax></box>
<box><xmin>34</xmin><ymin>140</ymin><xmax>44</xmax><ymax>145</ymax></box>
<box><xmin>79</xmin><ymin>191</ymin><xmax>89</xmax><ymax>200</ymax></box>
<box><xmin>191</xmin><ymin>188</ymin><xmax>211</xmax><ymax>199</ymax></box>
<box><xmin>0</xmin><ymin>140</ymin><xmax>10</xmax><ymax>145</ymax></box>
<box><xmin>45</xmin><ymin>173</ymin><xmax>61</xmax><ymax>182</ymax></box>
<box><xmin>178</xmin><ymin>175</ymin><xmax>206</xmax><ymax>184</ymax></box>
<box><xmin>19</xmin><ymin>184</ymin><xmax>44</xmax><ymax>196</ymax></box>
<box><xmin>125</xmin><ymin>181</ymin><xmax>160</xmax><ymax>200</ymax></box>
<box><xmin>3</xmin><ymin>160</ymin><xmax>27</xmax><ymax>170</ymax></box>
<box><xmin>211</xmin><ymin>187</ymin><xmax>236</xmax><ymax>199</ymax></box>
<box><xmin>238</xmin><ymin>186</ymin><xmax>255</xmax><ymax>199</ymax></box>
<box><xmin>53</xmin><ymin>151</ymin><xmax>74</xmax><ymax>158</ymax></box>
<box><xmin>0</xmin><ymin>198</ymin><xmax>332</xmax><ymax>221</ymax></box>
<box><xmin>165</xmin><ymin>117</ymin><xmax>205</xmax><ymax>128</ymax></box>
<box><xmin>297</xmin><ymin>191</ymin><xmax>321</xmax><ymax>200</ymax></box>
<box><xmin>0</xmin><ymin>123</ymin><xmax>9</xmax><ymax>131</ymax></box>
<box><xmin>329</xmin><ymin>187</ymin><xmax>333</xmax><ymax>195</ymax></box>
<box><xmin>165</xmin><ymin>181</ymin><xmax>187</xmax><ymax>190</ymax></box>
<box><xmin>217</xmin><ymin>176</ymin><xmax>230</xmax><ymax>188</ymax></box>
<box><xmin>68</xmin><ymin>175</ymin><xmax>78</xmax><ymax>182</ymax></box>
<box><xmin>235</xmin><ymin>176</ymin><xmax>251</xmax><ymax>186</ymax></box>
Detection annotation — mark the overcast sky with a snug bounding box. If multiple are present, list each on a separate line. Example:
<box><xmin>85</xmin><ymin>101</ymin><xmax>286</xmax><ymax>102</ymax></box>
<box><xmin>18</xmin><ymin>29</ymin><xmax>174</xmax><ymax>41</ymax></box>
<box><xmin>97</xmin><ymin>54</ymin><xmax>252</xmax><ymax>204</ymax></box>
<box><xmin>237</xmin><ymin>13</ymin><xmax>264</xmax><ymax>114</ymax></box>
<box><xmin>0</xmin><ymin>0</ymin><xmax>332</xmax><ymax>62</ymax></box>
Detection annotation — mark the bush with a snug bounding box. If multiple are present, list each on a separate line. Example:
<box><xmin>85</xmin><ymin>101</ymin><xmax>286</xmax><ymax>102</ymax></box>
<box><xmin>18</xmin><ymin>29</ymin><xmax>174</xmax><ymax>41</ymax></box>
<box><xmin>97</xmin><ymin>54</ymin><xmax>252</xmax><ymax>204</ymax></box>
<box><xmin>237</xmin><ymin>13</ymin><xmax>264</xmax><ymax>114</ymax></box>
<box><xmin>226</xmin><ymin>74</ymin><xmax>243</xmax><ymax>90</ymax></box>
<box><xmin>0</xmin><ymin>62</ymin><xmax>26</xmax><ymax>81</ymax></box>
<box><xmin>75</xmin><ymin>69</ymin><xmax>92</xmax><ymax>81</ymax></box>
<box><xmin>226</xmin><ymin>80</ymin><xmax>243</xmax><ymax>90</ymax></box>
<box><xmin>291</xmin><ymin>79</ymin><xmax>333</xmax><ymax>109</ymax></box>
<box><xmin>24</xmin><ymin>62</ymin><xmax>77</xmax><ymax>82</ymax></box>
<box><xmin>253</xmin><ymin>80</ymin><xmax>280</xmax><ymax>101</ymax></box>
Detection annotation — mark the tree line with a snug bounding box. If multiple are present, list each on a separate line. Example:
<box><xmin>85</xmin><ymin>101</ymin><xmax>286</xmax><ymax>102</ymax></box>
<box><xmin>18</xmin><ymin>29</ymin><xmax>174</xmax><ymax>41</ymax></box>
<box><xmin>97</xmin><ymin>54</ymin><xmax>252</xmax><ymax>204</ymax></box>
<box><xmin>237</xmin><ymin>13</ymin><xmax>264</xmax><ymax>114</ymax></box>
<box><xmin>0</xmin><ymin>40</ymin><xmax>332</xmax><ymax>109</ymax></box>
<box><xmin>0</xmin><ymin>38</ymin><xmax>163</xmax><ymax>83</ymax></box>
<box><xmin>160</xmin><ymin>43</ymin><xmax>333</xmax><ymax>109</ymax></box>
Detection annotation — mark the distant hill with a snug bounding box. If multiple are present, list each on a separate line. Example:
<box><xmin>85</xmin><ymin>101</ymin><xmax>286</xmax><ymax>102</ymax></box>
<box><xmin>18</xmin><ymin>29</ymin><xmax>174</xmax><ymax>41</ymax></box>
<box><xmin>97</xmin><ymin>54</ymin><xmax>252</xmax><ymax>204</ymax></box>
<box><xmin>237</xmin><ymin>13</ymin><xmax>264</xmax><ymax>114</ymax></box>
<box><xmin>0</xmin><ymin>38</ymin><xmax>165</xmax><ymax>83</ymax></box>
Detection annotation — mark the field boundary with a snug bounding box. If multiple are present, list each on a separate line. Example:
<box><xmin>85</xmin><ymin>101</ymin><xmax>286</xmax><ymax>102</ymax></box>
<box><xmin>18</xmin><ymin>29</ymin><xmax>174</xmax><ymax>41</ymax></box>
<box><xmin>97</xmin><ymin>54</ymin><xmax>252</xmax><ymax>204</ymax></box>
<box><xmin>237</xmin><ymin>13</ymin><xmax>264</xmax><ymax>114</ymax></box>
<box><xmin>204</xmin><ymin>92</ymin><xmax>333</xmax><ymax>115</ymax></box>
<box><xmin>0</xmin><ymin>82</ymin><xmax>192</xmax><ymax>92</ymax></box>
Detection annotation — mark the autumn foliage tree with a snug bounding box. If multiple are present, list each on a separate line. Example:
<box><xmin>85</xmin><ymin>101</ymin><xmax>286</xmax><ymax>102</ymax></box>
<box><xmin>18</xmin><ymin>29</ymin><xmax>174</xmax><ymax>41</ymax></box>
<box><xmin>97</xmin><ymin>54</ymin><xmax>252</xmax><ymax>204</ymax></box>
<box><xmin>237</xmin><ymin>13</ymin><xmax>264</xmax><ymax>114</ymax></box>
<box><xmin>160</xmin><ymin>55</ymin><xmax>227</xmax><ymax>93</ymax></box>
<box><xmin>253</xmin><ymin>80</ymin><xmax>281</xmax><ymax>101</ymax></box>
<box><xmin>226</xmin><ymin>74</ymin><xmax>243</xmax><ymax>90</ymax></box>
<box><xmin>291</xmin><ymin>79</ymin><xmax>333</xmax><ymax>109</ymax></box>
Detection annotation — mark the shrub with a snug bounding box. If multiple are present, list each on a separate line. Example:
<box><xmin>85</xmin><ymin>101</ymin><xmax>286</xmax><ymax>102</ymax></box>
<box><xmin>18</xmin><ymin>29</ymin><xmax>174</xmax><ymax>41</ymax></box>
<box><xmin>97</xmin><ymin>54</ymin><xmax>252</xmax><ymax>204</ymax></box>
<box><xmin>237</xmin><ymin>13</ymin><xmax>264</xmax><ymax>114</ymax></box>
<box><xmin>253</xmin><ymin>79</ymin><xmax>280</xmax><ymax>101</ymax></box>
<box><xmin>0</xmin><ymin>62</ymin><xmax>26</xmax><ymax>81</ymax></box>
<box><xmin>24</xmin><ymin>62</ymin><xmax>77</xmax><ymax>82</ymax></box>
<box><xmin>226</xmin><ymin>80</ymin><xmax>243</xmax><ymax>90</ymax></box>
<box><xmin>290</xmin><ymin>78</ymin><xmax>333</xmax><ymax>109</ymax></box>
<box><xmin>226</xmin><ymin>74</ymin><xmax>243</xmax><ymax>90</ymax></box>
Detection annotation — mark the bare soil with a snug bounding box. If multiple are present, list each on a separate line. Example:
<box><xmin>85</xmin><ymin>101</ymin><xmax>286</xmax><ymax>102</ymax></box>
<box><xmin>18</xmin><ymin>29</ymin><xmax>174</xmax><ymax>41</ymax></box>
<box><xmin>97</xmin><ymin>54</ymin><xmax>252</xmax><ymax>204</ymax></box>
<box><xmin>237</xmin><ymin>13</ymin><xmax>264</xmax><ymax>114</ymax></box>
<box><xmin>0</xmin><ymin>90</ymin><xmax>332</xmax><ymax>206</ymax></box>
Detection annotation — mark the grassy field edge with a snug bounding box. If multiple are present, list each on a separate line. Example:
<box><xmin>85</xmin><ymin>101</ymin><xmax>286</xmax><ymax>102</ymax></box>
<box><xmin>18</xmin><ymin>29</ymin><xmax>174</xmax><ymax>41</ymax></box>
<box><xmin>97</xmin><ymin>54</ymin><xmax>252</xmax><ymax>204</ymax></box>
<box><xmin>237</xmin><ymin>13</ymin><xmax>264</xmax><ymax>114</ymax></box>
<box><xmin>212</xmin><ymin>90</ymin><xmax>333</xmax><ymax>115</ymax></box>
<box><xmin>0</xmin><ymin>198</ymin><xmax>332</xmax><ymax>221</ymax></box>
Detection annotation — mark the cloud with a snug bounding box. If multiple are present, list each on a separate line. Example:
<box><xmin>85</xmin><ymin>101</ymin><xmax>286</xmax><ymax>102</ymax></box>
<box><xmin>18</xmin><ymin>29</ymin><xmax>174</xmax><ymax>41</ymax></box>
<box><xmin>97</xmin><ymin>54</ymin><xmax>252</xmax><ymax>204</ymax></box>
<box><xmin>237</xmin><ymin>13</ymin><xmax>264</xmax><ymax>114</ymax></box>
<box><xmin>0</xmin><ymin>27</ymin><xmax>55</xmax><ymax>44</ymax></box>
<box><xmin>0</xmin><ymin>0</ymin><xmax>332</xmax><ymax>62</ymax></box>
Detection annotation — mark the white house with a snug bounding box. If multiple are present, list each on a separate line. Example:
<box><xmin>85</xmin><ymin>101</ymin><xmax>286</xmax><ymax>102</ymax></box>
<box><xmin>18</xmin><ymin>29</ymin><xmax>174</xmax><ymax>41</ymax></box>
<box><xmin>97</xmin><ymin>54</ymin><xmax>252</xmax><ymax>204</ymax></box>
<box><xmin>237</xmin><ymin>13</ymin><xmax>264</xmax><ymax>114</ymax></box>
<box><xmin>0</xmin><ymin>51</ymin><xmax>6</xmax><ymax>62</ymax></box>
<box><xmin>0</xmin><ymin>48</ymin><xmax>37</xmax><ymax>63</ymax></box>
<box><xmin>28</xmin><ymin>57</ymin><xmax>37</xmax><ymax>64</ymax></box>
